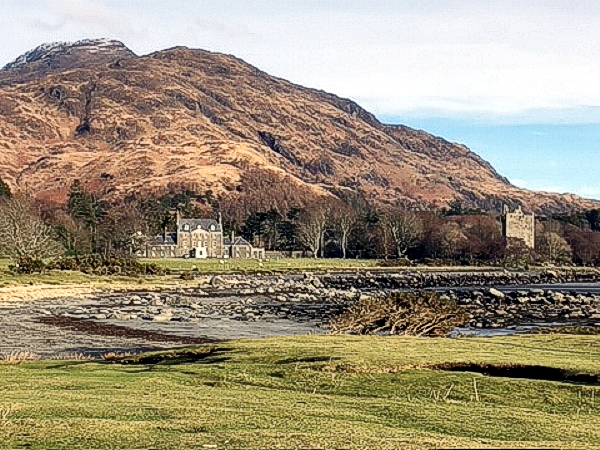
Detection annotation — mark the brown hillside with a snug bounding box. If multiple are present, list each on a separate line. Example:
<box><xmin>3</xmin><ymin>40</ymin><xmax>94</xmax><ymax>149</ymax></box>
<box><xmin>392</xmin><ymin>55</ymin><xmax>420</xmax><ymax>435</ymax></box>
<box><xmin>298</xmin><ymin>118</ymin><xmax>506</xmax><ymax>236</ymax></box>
<box><xmin>0</xmin><ymin>40</ymin><xmax>596</xmax><ymax>213</ymax></box>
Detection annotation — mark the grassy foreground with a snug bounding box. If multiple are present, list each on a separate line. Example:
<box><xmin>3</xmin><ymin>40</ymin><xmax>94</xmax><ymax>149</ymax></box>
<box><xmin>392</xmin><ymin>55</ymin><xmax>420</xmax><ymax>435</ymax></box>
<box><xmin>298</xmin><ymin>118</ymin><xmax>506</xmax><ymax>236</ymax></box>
<box><xmin>1</xmin><ymin>335</ymin><xmax>600</xmax><ymax>449</ymax></box>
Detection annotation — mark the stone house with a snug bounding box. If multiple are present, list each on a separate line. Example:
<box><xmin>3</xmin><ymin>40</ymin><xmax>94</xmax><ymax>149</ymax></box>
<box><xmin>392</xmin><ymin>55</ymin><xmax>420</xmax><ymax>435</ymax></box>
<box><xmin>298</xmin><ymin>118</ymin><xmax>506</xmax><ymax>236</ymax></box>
<box><xmin>224</xmin><ymin>234</ymin><xmax>265</xmax><ymax>259</ymax></box>
<box><xmin>140</xmin><ymin>214</ymin><xmax>264</xmax><ymax>259</ymax></box>
<box><xmin>144</xmin><ymin>232</ymin><xmax>178</xmax><ymax>258</ymax></box>
<box><xmin>178</xmin><ymin>218</ymin><xmax>224</xmax><ymax>258</ymax></box>
<box><xmin>501</xmin><ymin>205</ymin><xmax>535</xmax><ymax>249</ymax></box>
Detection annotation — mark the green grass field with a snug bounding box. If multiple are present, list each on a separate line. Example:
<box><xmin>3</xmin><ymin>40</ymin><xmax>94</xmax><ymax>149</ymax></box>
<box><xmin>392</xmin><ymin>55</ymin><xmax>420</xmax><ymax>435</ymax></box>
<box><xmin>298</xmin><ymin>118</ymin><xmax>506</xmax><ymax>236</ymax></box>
<box><xmin>143</xmin><ymin>257</ymin><xmax>381</xmax><ymax>272</ymax></box>
<box><xmin>0</xmin><ymin>257</ymin><xmax>380</xmax><ymax>288</ymax></box>
<box><xmin>1</xmin><ymin>335</ymin><xmax>600</xmax><ymax>449</ymax></box>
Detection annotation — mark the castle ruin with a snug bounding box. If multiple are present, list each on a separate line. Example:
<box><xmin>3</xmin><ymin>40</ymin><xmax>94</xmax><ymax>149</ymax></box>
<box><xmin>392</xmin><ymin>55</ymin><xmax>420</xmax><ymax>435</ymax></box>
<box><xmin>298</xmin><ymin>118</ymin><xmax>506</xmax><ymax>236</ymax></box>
<box><xmin>501</xmin><ymin>205</ymin><xmax>535</xmax><ymax>249</ymax></box>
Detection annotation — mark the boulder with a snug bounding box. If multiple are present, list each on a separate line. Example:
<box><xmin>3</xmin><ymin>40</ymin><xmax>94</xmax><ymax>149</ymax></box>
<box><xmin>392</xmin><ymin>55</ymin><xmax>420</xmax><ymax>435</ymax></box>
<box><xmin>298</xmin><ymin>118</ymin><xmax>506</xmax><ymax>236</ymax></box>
<box><xmin>488</xmin><ymin>288</ymin><xmax>505</xmax><ymax>299</ymax></box>
<box><xmin>153</xmin><ymin>313</ymin><xmax>173</xmax><ymax>322</ymax></box>
<box><xmin>210</xmin><ymin>276</ymin><xmax>229</xmax><ymax>287</ymax></box>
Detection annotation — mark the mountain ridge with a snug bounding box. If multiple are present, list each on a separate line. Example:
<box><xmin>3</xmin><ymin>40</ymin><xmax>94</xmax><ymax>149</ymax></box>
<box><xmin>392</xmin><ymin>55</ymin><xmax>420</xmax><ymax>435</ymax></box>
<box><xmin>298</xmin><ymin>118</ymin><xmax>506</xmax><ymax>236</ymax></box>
<box><xmin>0</xmin><ymin>40</ymin><xmax>596</xmax><ymax>213</ymax></box>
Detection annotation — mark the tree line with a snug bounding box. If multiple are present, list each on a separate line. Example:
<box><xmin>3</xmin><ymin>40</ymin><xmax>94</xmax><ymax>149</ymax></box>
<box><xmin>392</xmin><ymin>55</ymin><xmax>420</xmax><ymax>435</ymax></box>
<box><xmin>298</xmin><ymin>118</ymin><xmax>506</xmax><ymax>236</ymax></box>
<box><xmin>1</xmin><ymin>177</ymin><xmax>600</xmax><ymax>266</ymax></box>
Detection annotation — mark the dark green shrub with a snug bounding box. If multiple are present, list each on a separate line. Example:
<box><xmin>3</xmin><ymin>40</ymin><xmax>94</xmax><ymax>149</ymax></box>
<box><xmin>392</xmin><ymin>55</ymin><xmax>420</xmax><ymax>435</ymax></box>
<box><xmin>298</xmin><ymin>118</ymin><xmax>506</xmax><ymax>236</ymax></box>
<box><xmin>377</xmin><ymin>258</ymin><xmax>414</xmax><ymax>267</ymax></box>
<box><xmin>9</xmin><ymin>256</ymin><xmax>46</xmax><ymax>274</ymax></box>
<box><xmin>46</xmin><ymin>254</ymin><xmax>167</xmax><ymax>276</ymax></box>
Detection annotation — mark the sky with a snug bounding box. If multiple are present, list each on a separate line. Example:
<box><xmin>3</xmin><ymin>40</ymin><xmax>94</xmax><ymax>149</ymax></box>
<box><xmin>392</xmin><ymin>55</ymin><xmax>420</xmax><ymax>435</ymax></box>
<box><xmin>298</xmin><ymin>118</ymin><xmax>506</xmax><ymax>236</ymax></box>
<box><xmin>2</xmin><ymin>0</ymin><xmax>599</xmax><ymax>199</ymax></box>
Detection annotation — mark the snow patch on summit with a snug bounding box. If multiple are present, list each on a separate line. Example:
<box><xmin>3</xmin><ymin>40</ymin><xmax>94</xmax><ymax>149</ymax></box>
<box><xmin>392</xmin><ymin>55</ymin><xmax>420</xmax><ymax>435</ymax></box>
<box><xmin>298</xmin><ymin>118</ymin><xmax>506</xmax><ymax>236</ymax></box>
<box><xmin>2</xmin><ymin>39</ymin><xmax>135</xmax><ymax>71</ymax></box>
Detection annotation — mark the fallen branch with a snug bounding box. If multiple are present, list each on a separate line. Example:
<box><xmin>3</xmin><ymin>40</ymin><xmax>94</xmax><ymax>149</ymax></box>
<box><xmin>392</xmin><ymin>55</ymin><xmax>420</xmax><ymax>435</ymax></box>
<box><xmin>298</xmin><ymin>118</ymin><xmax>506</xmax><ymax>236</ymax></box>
<box><xmin>328</xmin><ymin>292</ymin><xmax>468</xmax><ymax>337</ymax></box>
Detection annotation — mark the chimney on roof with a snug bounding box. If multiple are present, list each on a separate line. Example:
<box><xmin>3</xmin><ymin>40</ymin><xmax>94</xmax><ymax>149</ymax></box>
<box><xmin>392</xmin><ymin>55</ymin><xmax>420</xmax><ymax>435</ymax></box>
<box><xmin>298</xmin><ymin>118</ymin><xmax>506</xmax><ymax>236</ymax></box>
<box><xmin>176</xmin><ymin>209</ymin><xmax>181</xmax><ymax>228</ymax></box>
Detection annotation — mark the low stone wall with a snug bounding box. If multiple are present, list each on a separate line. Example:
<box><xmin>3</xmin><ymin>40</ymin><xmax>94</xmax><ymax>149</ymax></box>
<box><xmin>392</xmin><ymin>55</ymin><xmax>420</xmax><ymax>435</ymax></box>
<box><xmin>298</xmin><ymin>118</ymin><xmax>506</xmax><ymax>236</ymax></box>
<box><xmin>319</xmin><ymin>269</ymin><xmax>600</xmax><ymax>291</ymax></box>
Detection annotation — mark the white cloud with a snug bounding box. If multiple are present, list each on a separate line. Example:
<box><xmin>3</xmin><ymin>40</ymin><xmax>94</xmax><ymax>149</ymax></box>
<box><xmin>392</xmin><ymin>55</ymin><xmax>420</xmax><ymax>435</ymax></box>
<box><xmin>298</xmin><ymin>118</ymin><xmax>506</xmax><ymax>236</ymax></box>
<box><xmin>511</xmin><ymin>179</ymin><xmax>570</xmax><ymax>194</ymax></box>
<box><xmin>41</xmin><ymin>0</ymin><xmax>128</xmax><ymax>34</ymax></box>
<box><xmin>1</xmin><ymin>1</ymin><xmax>598</xmax><ymax>199</ymax></box>
<box><xmin>578</xmin><ymin>186</ymin><xmax>600</xmax><ymax>200</ymax></box>
<box><xmin>3</xmin><ymin>0</ymin><xmax>600</xmax><ymax>121</ymax></box>
<box><xmin>511</xmin><ymin>179</ymin><xmax>600</xmax><ymax>200</ymax></box>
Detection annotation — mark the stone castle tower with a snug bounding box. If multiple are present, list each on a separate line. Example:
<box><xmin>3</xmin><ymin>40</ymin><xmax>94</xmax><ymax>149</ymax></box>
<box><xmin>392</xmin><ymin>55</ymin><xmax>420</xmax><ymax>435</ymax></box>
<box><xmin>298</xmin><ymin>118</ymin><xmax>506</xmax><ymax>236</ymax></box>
<box><xmin>501</xmin><ymin>205</ymin><xmax>535</xmax><ymax>249</ymax></box>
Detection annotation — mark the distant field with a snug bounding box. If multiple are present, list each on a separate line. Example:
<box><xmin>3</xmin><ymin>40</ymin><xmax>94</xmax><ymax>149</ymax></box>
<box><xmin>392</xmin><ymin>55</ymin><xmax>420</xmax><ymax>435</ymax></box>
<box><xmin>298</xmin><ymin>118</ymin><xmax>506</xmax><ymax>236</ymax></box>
<box><xmin>1</xmin><ymin>335</ymin><xmax>599</xmax><ymax>449</ymax></box>
<box><xmin>0</xmin><ymin>257</ymin><xmax>381</xmax><ymax>275</ymax></box>
<box><xmin>0</xmin><ymin>256</ymin><xmax>477</xmax><ymax>289</ymax></box>
<box><xmin>142</xmin><ymin>257</ymin><xmax>381</xmax><ymax>272</ymax></box>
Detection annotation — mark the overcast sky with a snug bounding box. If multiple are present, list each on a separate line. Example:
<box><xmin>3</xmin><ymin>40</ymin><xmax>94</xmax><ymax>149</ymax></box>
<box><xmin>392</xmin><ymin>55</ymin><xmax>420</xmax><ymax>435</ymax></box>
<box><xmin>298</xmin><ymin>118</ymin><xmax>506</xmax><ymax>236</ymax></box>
<box><xmin>2</xmin><ymin>0</ymin><xmax>599</xmax><ymax>198</ymax></box>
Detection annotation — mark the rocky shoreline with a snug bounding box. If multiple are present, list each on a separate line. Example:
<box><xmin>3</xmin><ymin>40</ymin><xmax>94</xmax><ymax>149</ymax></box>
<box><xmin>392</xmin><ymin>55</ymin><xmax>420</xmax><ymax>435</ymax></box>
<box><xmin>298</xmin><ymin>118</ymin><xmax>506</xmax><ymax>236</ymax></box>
<box><xmin>3</xmin><ymin>269</ymin><xmax>600</xmax><ymax>359</ymax></box>
<box><xmin>38</xmin><ymin>268</ymin><xmax>600</xmax><ymax>329</ymax></box>
<box><xmin>449</xmin><ymin>288</ymin><xmax>600</xmax><ymax>329</ymax></box>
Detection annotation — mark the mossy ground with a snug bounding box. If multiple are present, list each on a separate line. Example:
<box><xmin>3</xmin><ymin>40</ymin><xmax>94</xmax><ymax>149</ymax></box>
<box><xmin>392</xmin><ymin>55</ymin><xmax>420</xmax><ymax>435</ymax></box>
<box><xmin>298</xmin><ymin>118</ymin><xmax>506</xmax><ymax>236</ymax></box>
<box><xmin>1</xmin><ymin>335</ymin><xmax>600</xmax><ymax>449</ymax></box>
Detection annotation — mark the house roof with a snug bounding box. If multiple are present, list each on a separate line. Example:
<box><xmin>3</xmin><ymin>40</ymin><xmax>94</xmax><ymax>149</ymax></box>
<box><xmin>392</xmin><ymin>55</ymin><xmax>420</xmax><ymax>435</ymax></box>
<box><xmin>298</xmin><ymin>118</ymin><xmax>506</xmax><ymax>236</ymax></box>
<box><xmin>179</xmin><ymin>219</ymin><xmax>222</xmax><ymax>233</ymax></box>
<box><xmin>223</xmin><ymin>236</ymin><xmax>252</xmax><ymax>247</ymax></box>
<box><xmin>150</xmin><ymin>232</ymin><xmax>177</xmax><ymax>246</ymax></box>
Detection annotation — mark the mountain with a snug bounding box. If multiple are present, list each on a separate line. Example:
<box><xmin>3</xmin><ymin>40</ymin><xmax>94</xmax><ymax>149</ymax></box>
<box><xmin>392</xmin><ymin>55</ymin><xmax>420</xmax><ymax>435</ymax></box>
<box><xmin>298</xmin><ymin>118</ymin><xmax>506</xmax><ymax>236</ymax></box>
<box><xmin>0</xmin><ymin>39</ymin><xmax>596</xmax><ymax>213</ymax></box>
<box><xmin>1</xmin><ymin>39</ymin><xmax>135</xmax><ymax>80</ymax></box>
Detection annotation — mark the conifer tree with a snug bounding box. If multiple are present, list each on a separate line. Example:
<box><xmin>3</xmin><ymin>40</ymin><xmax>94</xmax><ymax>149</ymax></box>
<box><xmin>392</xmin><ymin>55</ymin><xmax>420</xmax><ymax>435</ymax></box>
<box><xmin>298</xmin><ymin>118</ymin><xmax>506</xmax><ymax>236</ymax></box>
<box><xmin>67</xmin><ymin>180</ymin><xmax>106</xmax><ymax>252</ymax></box>
<box><xmin>0</xmin><ymin>178</ymin><xmax>11</xmax><ymax>198</ymax></box>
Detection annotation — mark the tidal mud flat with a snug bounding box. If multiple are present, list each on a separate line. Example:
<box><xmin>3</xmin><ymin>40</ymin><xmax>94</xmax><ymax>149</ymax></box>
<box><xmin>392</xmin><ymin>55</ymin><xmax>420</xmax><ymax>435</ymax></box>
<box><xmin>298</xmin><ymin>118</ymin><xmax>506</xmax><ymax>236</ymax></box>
<box><xmin>2</xmin><ymin>268</ymin><xmax>600</xmax><ymax>359</ymax></box>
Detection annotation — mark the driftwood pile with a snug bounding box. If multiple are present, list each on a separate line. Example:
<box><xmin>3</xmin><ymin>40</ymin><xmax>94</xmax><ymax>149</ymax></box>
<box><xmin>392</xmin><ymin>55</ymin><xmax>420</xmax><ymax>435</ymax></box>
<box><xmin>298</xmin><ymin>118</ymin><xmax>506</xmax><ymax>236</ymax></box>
<box><xmin>328</xmin><ymin>292</ymin><xmax>468</xmax><ymax>337</ymax></box>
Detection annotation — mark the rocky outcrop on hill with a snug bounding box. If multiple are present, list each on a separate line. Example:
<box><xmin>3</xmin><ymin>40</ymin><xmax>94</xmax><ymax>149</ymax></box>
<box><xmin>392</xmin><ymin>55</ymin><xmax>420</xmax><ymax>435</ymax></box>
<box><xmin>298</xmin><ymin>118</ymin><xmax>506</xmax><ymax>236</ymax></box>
<box><xmin>0</xmin><ymin>39</ymin><xmax>597</xmax><ymax>212</ymax></box>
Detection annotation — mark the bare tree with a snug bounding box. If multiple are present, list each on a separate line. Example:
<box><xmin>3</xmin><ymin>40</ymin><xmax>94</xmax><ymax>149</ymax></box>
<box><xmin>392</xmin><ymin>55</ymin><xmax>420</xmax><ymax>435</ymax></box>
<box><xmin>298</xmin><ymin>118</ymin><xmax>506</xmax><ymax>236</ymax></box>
<box><xmin>536</xmin><ymin>232</ymin><xmax>572</xmax><ymax>263</ymax></box>
<box><xmin>440</xmin><ymin>222</ymin><xmax>464</xmax><ymax>259</ymax></box>
<box><xmin>331</xmin><ymin>204</ymin><xmax>357</xmax><ymax>259</ymax></box>
<box><xmin>51</xmin><ymin>211</ymin><xmax>92</xmax><ymax>255</ymax></box>
<box><xmin>98</xmin><ymin>202</ymin><xmax>149</xmax><ymax>255</ymax></box>
<box><xmin>455</xmin><ymin>214</ymin><xmax>504</xmax><ymax>262</ymax></box>
<box><xmin>377</xmin><ymin>215</ymin><xmax>394</xmax><ymax>259</ymax></box>
<box><xmin>298</xmin><ymin>203</ymin><xmax>329</xmax><ymax>258</ymax></box>
<box><xmin>563</xmin><ymin>226</ymin><xmax>600</xmax><ymax>266</ymax></box>
<box><xmin>383</xmin><ymin>210</ymin><xmax>422</xmax><ymax>258</ymax></box>
<box><xmin>0</xmin><ymin>196</ymin><xmax>63</xmax><ymax>260</ymax></box>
